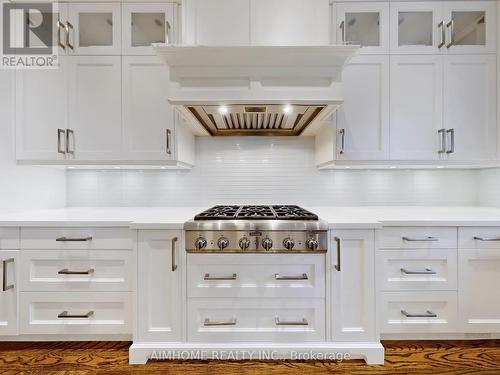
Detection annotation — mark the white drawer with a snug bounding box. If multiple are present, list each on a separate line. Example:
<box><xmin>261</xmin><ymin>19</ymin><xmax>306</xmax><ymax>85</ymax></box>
<box><xmin>378</xmin><ymin>291</ymin><xmax>458</xmax><ymax>333</ymax></box>
<box><xmin>380</xmin><ymin>227</ymin><xmax>457</xmax><ymax>249</ymax></box>
<box><xmin>0</xmin><ymin>228</ymin><xmax>19</xmax><ymax>249</ymax></box>
<box><xmin>377</xmin><ymin>249</ymin><xmax>457</xmax><ymax>291</ymax></box>
<box><xmin>187</xmin><ymin>254</ymin><xmax>325</xmax><ymax>298</ymax></box>
<box><xmin>188</xmin><ymin>298</ymin><xmax>325</xmax><ymax>343</ymax></box>
<box><xmin>19</xmin><ymin>292</ymin><xmax>132</xmax><ymax>335</ymax></box>
<box><xmin>459</xmin><ymin>227</ymin><xmax>500</xmax><ymax>249</ymax></box>
<box><xmin>19</xmin><ymin>250</ymin><xmax>133</xmax><ymax>292</ymax></box>
<box><xmin>21</xmin><ymin>228</ymin><xmax>133</xmax><ymax>250</ymax></box>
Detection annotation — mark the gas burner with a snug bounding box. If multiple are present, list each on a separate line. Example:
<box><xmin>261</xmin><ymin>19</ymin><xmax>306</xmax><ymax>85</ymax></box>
<box><xmin>193</xmin><ymin>205</ymin><xmax>240</xmax><ymax>220</ymax></box>
<box><xmin>236</xmin><ymin>205</ymin><xmax>275</xmax><ymax>219</ymax></box>
<box><xmin>272</xmin><ymin>205</ymin><xmax>318</xmax><ymax>220</ymax></box>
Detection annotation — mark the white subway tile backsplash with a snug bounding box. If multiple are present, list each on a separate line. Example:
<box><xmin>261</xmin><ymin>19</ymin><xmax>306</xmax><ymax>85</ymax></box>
<box><xmin>67</xmin><ymin>137</ymin><xmax>479</xmax><ymax>207</ymax></box>
<box><xmin>478</xmin><ymin>168</ymin><xmax>500</xmax><ymax>207</ymax></box>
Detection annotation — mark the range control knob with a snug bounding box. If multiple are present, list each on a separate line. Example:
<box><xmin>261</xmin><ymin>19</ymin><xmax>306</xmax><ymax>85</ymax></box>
<box><xmin>239</xmin><ymin>237</ymin><xmax>251</xmax><ymax>250</ymax></box>
<box><xmin>305</xmin><ymin>238</ymin><xmax>319</xmax><ymax>251</ymax></box>
<box><xmin>217</xmin><ymin>237</ymin><xmax>230</xmax><ymax>250</ymax></box>
<box><xmin>283</xmin><ymin>237</ymin><xmax>295</xmax><ymax>251</ymax></box>
<box><xmin>194</xmin><ymin>237</ymin><xmax>207</xmax><ymax>250</ymax></box>
<box><xmin>262</xmin><ymin>237</ymin><xmax>273</xmax><ymax>251</ymax></box>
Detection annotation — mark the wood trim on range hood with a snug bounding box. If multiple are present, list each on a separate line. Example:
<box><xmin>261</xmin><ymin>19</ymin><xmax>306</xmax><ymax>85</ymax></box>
<box><xmin>153</xmin><ymin>45</ymin><xmax>360</xmax><ymax>136</ymax></box>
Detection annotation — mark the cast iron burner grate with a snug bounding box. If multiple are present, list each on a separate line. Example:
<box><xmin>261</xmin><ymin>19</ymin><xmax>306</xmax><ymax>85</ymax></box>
<box><xmin>194</xmin><ymin>205</ymin><xmax>319</xmax><ymax>221</ymax></box>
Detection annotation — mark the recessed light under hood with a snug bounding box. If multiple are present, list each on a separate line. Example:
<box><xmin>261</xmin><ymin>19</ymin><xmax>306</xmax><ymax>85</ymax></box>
<box><xmin>153</xmin><ymin>45</ymin><xmax>360</xmax><ymax>136</ymax></box>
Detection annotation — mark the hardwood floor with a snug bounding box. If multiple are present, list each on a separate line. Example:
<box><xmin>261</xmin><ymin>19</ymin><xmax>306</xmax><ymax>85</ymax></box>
<box><xmin>0</xmin><ymin>340</ymin><xmax>499</xmax><ymax>375</ymax></box>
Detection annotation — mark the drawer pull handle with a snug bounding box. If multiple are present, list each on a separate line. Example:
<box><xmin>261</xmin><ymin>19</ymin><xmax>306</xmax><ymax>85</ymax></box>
<box><xmin>58</xmin><ymin>310</ymin><xmax>94</xmax><ymax>319</ymax></box>
<box><xmin>400</xmin><ymin>268</ymin><xmax>436</xmax><ymax>275</ymax></box>
<box><xmin>275</xmin><ymin>273</ymin><xmax>308</xmax><ymax>280</ymax></box>
<box><xmin>204</xmin><ymin>273</ymin><xmax>237</xmax><ymax>280</ymax></box>
<box><xmin>401</xmin><ymin>310</ymin><xmax>437</xmax><ymax>318</ymax></box>
<box><xmin>56</xmin><ymin>236</ymin><xmax>93</xmax><ymax>242</ymax></box>
<box><xmin>2</xmin><ymin>258</ymin><xmax>15</xmax><ymax>292</ymax></box>
<box><xmin>204</xmin><ymin>318</ymin><xmax>236</xmax><ymax>326</ymax></box>
<box><xmin>58</xmin><ymin>268</ymin><xmax>95</xmax><ymax>275</ymax></box>
<box><xmin>474</xmin><ymin>236</ymin><xmax>500</xmax><ymax>242</ymax></box>
<box><xmin>402</xmin><ymin>236</ymin><xmax>438</xmax><ymax>242</ymax></box>
<box><xmin>275</xmin><ymin>317</ymin><xmax>308</xmax><ymax>326</ymax></box>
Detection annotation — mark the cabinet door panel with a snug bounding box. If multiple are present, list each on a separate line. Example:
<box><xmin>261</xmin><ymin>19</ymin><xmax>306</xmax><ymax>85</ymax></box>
<box><xmin>16</xmin><ymin>57</ymin><xmax>68</xmax><ymax>161</ymax></box>
<box><xmin>122</xmin><ymin>56</ymin><xmax>174</xmax><ymax>161</ymax></box>
<box><xmin>330</xmin><ymin>230</ymin><xmax>375</xmax><ymax>342</ymax></box>
<box><xmin>390</xmin><ymin>55</ymin><xmax>443</xmax><ymax>160</ymax></box>
<box><xmin>336</xmin><ymin>55</ymin><xmax>389</xmax><ymax>160</ymax></box>
<box><xmin>459</xmin><ymin>249</ymin><xmax>500</xmax><ymax>332</ymax></box>
<box><xmin>390</xmin><ymin>2</ymin><xmax>444</xmax><ymax>54</ymax></box>
<box><xmin>137</xmin><ymin>230</ymin><xmax>183</xmax><ymax>342</ymax></box>
<box><xmin>443</xmin><ymin>1</ymin><xmax>496</xmax><ymax>54</ymax></box>
<box><xmin>67</xmin><ymin>56</ymin><xmax>121</xmax><ymax>160</ymax></box>
<box><xmin>0</xmin><ymin>251</ymin><xmax>18</xmax><ymax>336</ymax></box>
<box><xmin>443</xmin><ymin>54</ymin><xmax>496</xmax><ymax>160</ymax></box>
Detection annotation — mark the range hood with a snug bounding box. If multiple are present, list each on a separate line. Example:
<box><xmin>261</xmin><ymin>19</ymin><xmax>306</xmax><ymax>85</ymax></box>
<box><xmin>153</xmin><ymin>45</ymin><xmax>360</xmax><ymax>136</ymax></box>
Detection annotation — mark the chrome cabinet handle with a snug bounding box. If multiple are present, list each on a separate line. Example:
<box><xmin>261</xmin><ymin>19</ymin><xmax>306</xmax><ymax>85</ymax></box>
<box><xmin>334</xmin><ymin>237</ymin><xmax>341</xmax><ymax>271</ymax></box>
<box><xmin>338</xmin><ymin>129</ymin><xmax>345</xmax><ymax>155</ymax></box>
<box><xmin>58</xmin><ymin>268</ymin><xmax>94</xmax><ymax>275</ymax></box>
<box><xmin>66</xmin><ymin>21</ymin><xmax>74</xmax><ymax>50</ymax></box>
<box><xmin>275</xmin><ymin>273</ymin><xmax>308</xmax><ymax>280</ymax></box>
<box><xmin>339</xmin><ymin>21</ymin><xmax>345</xmax><ymax>43</ymax></box>
<box><xmin>438</xmin><ymin>21</ymin><xmax>445</xmax><ymax>48</ymax></box>
<box><xmin>57</xmin><ymin>129</ymin><xmax>66</xmax><ymax>154</ymax></box>
<box><xmin>401</xmin><ymin>268</ymin><xmax>436</xmax><ymax>275</ymax></box>
<box><xmin>165</xmin><ymin>20</ymin><xmax>171</xmax><ymax>45</ymax></box>
<box><xmin>204</xmin><ymin>318</ymin><xmax>236</xmax><ymax>326</ymax></box>
<box><xmin>446</xmin><ymin>129</ymin><xmax>455</xmax><ymax>154</ymax></box>
<box><xmin>57</xmin><ymin>20</ymin><xmax>66</xmax><ymax>50</ymax></box>
<box><xmin>402</xmin><ymin>236</ymin><xmax>438</xmax><ymax>242</ymax></box>
<box><xmin>204</xmin><ymin>273</ymin><xmax>237</xmax><ymax>280</ymax></box>
<box><xmin>438</xmin><ymin>129</ymin><xmax>446</xmax><ymax>154</ymax></box>
<box><xmin>166</xmin><ymin>129</ymin><xmax>172</xmax><ymax>155</ymax></box>
<box><xmin>474</xmin><ymin>236</ymin><xmax>500</xmax><ymax>242</ymax></box>
<box><xmin>56</xmin><ymin>236</ymin><xmax>92</xmax><ymax>242</ymax></box>
<box><xmin>58</xmin><ymin>310</ymin><xmax>94</xmax><ymax>319</ymax></box>
<box><xmin>66</xmin><ymin>129</ymin><xmax>75</xmax><ymax>155</ymax></box>
<box><xmin>401</xmin><ymin>310</ymin><xmax>437</xmax><ymax>318</ymax></box>
<box><xmin>275</xmin><ymin>317</ymin><xmax>308</xmax><ymax>326</ymax></box>
<box><xmin>2</xmin><ymin>258</ymin><xmax>14</xmax><ymax>292</ymax></box>
<box><xmin>171</xmin><ymin>237</ymin><xmax>178</xmax><ymax>271</ymax></box>
<box><xmin>446</xmin><ymin>20</ymin><xmax>454</xmax><ymax>48</ymax></box>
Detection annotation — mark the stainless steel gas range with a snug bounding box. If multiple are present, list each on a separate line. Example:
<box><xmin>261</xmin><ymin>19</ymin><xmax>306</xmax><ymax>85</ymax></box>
<box><xmin>184</xmin><ymin>205</ymin><xmax>328</xmax><ymax>253</ymax></box>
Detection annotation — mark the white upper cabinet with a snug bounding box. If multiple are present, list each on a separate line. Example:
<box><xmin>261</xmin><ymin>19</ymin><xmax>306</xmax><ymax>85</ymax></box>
<box><xmin>390</xmin><ymin>55</ymin><xmax>443</xmax><ymax>160</ymax></box>
<box><xmin>122</xmin><ymin>3</ymin><xmax>176</xmax><ymax>55</ymax></box>
<box><xmin>182</xmin><ymin>0</ymin><xmax>330</xmax><ymax>46</ymax></box>
<box><xmin>250</xmin><ymin>0</ymin><xmax>330</xmax><ymax>45</ymax></box>
<box><xmin>390</xmin><ymin>2</ymin><xmax>444</xmax><ymax>54</ymax></box>
<box><xmin>443</xmin><ymin>1</ymin><xmax>496</xmax><ymax>54</ymax></box>
<box><xmin>66</xmin><ymin>3</ymin><xmax>122</xmax><ymax>55</ymax></box>
<box><xmin>390</xmin><ymin>1</ymin><xmax>496</xmax><ymax>54</ymax></box>
<box><xmin>16</xmin><ymin>57</ymin><xmax>69</xmax><ymax>162</ymax></box>
<box><xmin>335</xmin><ymin>2</ymin><xmax>390</xmax><ymax>54</ymax></box>
<box><xmin>67</xmin><ymin>56</ymin><xmax>122</xmax><ymax>160</ymax></box>
<box><xmin>336</xmin><ymin>55</ymin><xmax>390</xmax><ymax>160</ymax></box>
<box><xmin>443</xmin><ymin>54</ymin><xmax>496</xmax><ymax>161</ymax></box>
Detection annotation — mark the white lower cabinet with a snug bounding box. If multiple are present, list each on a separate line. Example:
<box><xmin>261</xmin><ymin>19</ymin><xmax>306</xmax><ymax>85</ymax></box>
<box><xmin>188</xmin><ymin>298</ymin><xmax>325</xmax><ymax>343</ymax></box>
<box><xmin>458</xmin><ymin>248</ymin><xmax>500</xmax><ymax>332</ymax></box>
<box><xmin>378</xmin><ymin>291</ymin><xmax>458</xmax><ymax>333</ymax></box>
<box><xmin>0</xmin><ymin>251</ymin><xmax>19</xmax><ymax>336</ymax></box>
<box><xmin>330</xmin><ymin>230</ymin><xmax>376</xmax><ymax>342</ymax></box>
<box><xmin>137</xmin><ymin>230</ymin><xmax>184</xmax><ymax>342</ymax></box>
<box><xmin>19</xmin><ymin>292</ymin><xmax>131</xmax><ymax>335</ymax></box>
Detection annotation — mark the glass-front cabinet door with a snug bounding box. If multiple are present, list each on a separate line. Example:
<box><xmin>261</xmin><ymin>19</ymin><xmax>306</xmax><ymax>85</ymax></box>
<box><xmin>122</xmin><ymin>3</ymin><xmax>176</xmax><ymax>55</ymax></box>
<box><xmin>335</xmin><ymin>2</ymin><xmax>389</xmax><ymax>54</ymax></box>
<box><xmin>390</xmin><ymin>2</ymin><xmax>444</xmax><ymax>54</ymax></box>
<box><xmin>67</xmin><ymin>3</ymin><xmax>122</xmax><ymax>55</ymax></box>
<box><xmin>443</xmin><ymin>1</ymin><xmax>496</xmax><ymax>54</ymax></box>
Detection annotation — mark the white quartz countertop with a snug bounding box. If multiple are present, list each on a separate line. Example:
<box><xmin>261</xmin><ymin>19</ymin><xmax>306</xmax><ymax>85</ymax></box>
<box><xmin>1</xmin><ymin>206</ymin><xmax>500</xmax><ymax>229</ymax></box>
